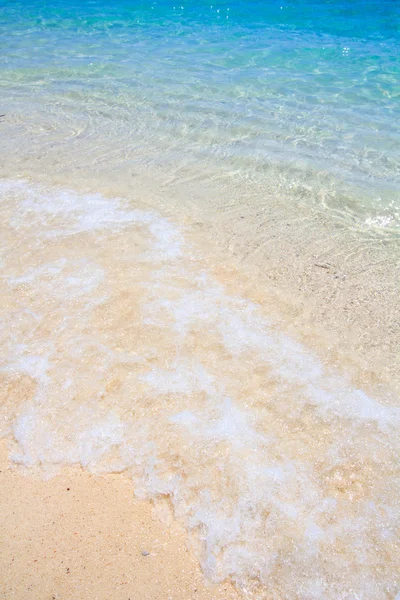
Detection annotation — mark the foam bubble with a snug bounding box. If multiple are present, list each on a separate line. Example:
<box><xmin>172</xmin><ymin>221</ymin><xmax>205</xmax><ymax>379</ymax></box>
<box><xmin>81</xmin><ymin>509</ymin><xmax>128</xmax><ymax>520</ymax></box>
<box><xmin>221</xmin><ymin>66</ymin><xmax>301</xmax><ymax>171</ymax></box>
<box><xmin>9</xmin><ymin>259</ymin><xmax>105</xmax><ymax>300</ymax></box>
<box><xmin>1</xmin><ymin>179</ymin><xmax>183</xmax><ymax>260</ymax></box>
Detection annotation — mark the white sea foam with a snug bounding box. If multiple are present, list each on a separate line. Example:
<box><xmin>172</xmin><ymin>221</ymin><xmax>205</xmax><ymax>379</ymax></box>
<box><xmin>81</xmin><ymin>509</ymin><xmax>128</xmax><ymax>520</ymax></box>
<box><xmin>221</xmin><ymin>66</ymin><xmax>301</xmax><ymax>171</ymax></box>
<box><xmin>1</xmin><ymin>179</ymin><xmax>183</xmax><ymax>259</ymax></box>
<box><xmin>0</xmin><ymin>179</ymin><xmax>399</xmax><ymax>599</ymax></box>
<box><xmin>9</xmin><ymin>259</ymin><xmax>105</xmax><ymax>300</ymax></box>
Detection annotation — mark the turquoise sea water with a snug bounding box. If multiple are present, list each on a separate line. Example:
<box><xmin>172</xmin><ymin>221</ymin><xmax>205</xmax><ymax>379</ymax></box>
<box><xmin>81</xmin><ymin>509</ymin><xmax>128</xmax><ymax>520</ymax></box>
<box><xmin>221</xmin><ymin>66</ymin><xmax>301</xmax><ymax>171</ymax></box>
<box><xmin>1</xmin><ymin>0</ymin><xmax>399</xmax><ymax>232</ymax></box>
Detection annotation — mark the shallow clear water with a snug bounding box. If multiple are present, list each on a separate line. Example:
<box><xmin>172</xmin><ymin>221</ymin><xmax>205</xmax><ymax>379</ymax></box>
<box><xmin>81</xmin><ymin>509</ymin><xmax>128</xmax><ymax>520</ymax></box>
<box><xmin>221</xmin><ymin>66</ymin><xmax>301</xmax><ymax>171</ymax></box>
<box><xmin>1</xmin><ymin>0</ymin><xmax>399</xmax><ymax>231</ymax></box>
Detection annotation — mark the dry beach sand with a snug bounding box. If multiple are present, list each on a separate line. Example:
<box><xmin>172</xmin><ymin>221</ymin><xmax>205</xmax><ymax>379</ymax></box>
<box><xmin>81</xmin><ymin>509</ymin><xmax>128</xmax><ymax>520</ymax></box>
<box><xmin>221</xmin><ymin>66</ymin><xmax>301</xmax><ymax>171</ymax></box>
<box><xmin>0</xmin><ymin>442</ymin><xmax>239</xmax><ymax>600</ymax></box>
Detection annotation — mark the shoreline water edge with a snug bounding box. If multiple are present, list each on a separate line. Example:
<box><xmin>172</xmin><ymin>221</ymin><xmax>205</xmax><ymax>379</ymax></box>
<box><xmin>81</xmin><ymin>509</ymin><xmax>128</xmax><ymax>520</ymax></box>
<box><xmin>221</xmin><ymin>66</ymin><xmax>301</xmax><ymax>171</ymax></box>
<box><xmin>0</xmin><ymin>178</ymin><xmax>399</xmax><ymax>599</ymax></box>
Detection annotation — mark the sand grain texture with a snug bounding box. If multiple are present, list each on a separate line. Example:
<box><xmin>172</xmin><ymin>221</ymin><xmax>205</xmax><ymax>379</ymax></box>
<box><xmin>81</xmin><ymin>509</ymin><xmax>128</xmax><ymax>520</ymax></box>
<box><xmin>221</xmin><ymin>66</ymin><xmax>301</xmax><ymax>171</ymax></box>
<box><xmin>0</xmin><ymin>443</ymin><xmax>239</xmax><ymax>600</ymax></box>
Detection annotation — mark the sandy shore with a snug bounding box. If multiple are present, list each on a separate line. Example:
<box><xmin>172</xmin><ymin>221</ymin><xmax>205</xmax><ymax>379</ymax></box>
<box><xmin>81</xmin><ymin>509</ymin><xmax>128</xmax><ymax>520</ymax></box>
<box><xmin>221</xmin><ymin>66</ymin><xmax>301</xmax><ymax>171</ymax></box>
<box><xmin>0</xmin><ymin>442</ymin><xmax>239</xmax><ymax>600</ymax></box>
<box><xmin>0</xmin><ymin>115</ymin><xmax>399</xmax><ymax>599</ymax></box>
